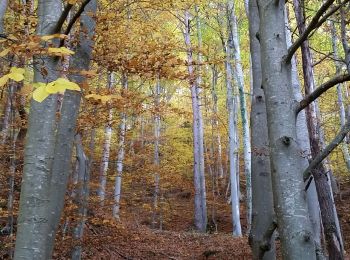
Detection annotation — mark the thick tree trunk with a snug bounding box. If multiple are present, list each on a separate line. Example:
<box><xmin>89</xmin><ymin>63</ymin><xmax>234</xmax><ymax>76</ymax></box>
<box><xmin>44</xmin><ymin>1</ymin><xmax>97</xmax><ymax>257</ymax></box>
<box><xmin>184</xmin><ymin>9</ymin><xmax>207</xmax><ymax>232</ymax></box>
<box><xmin>257</xmin><ymin>0</ymin><xmax>316</xmax><ymax>258</ymax></box>
<box><xmin>227</xmin><ymin>0</ymin><xmax>252</xmax><ymax>233</ymax></box>
<box><xmin>293</xmin><ymin>1</ymin><xmax>343</xmax><ymax>258</ymax></box>
<box><xmin>247</xmin><ymin>0</ymin><xmax>275</xmax><ymax>258</ymax></box>
<box><xmin>14</xmin><ymin>1</ymin><xmax>61</xmax><ymax>259</ymax></box>
<box><xmin>285</xmin><ymin>15</ymin><xmax>323</xmax><ymax>257</ymax></box>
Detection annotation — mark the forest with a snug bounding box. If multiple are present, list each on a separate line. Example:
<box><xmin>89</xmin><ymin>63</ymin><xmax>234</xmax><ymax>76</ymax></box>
<box><xmin>0</xmin><ymin>0</ymin><xmax>349</xmax><ymax>259</ymax></box>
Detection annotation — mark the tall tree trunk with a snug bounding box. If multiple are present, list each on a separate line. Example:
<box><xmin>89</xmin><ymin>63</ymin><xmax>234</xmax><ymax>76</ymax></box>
<box><xmin>44</xmin><ymin>1</ymin><xmax>97</xmax><ymax>257</ymax></box>
<box><xmin>285</xmin><ymin>15</ymin><xmax>324</xmax><ymax>258</ymax></box>
<box><xmin>227</xmin><ymin>0</ymin><xmax>252</xmax><ymax>233</ymax></box>
<box><xmin>257</xmin><ymin>0</ymin><xmax>316</xmax><ymax>258</ymax></box>
<box><xmin>151</xmin><ymin>78</ymin><xmax>161</xmax><ymax>228</ymax></box>
<box><xmin>225</xmin><ymin>40</ymin><xmax>242</xmax><ymax>236</ymax></box>
<box><xmin>14</xmin><ymin>1</ymin><xmax>61</xmax><ymax>259</ymax></box>
<box><xmin>113</xmin><ymin>73</ymin><xmax>128</xmax><ymax>220</ymax></box>
<box><xmin>184</xmin><ymin>9</ymin><xmax>207</xmax><ymax>232</ymax></box>
<box><xmin>98</xmin><ymin>72</ymin><xmax>115</xmax><ymax>204</ymax></box>
<box><xmin>293</xmin><ymin>1</ymin><xmax>343</xmax><ymax>258</ymax></box>
<box><xmin>247</xmin><ymin>0</ymin><xmax>276</xmax><ymax>258</ymax></box>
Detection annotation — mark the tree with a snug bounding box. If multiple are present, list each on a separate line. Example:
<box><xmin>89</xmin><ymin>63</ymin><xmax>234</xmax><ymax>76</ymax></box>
<box><xmin>183</xmin><ymin>8</ymin><xmax>207</xmax><ymax>232</ymax></box>
<box><xmin>14</xmin><ymin>1</ymin><xmax>62</xmax><ymax>258</ymax></box>
<box><xmin>247</xmin><ymin>0</ymin><xmax>276</xmax><ymax>258</ymax></box>
<box><xmin>256</xmin><ymin>0</ymin><xmax>316</xmax><ymax>258</ymax></box>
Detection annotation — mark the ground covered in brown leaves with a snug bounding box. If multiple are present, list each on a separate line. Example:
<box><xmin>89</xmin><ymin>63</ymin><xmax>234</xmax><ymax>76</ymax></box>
<box><xmin>55</xmin><ymin>222</ymin><xmax>251</xmax><ymax>259</ymax></box>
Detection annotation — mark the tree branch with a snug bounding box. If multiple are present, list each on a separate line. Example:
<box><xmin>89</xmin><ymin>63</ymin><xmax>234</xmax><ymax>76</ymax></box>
<box><xmin>285</xmin><ymin>0</ymin><xmax>335</xmax><ymax>62</ymax></box>
<box><xmin>303</xmin><ymin>118</ymin><xmax>350</xmax><ymax>181</ymax></box>
<box><xmin>53</xmin><ymin>4</ymin><xmax>74</xmax><ymax>34</ymax></box>
<box><xmin>59</xmin><ymin>0</ymin><xmax>93</xmax><ymax>47</ymax></box>
<box><xmin>296</xmin><ymin>74</ymin><xmax>350</xmax><ymax>114</ymax></box>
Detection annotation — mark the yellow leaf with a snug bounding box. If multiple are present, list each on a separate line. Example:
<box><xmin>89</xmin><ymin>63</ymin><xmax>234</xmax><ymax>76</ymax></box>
<box><xmin>10</xmin><ymin>67</ymin><xmax>25</xmax><ymax>74</ymax></box>
<box><xmin>41</xmin><ymin>34</ymin><xmax>67</xmax><ymax>41</ymax></box>
<box><xmin>32</xmin><ymin>82</ymin><xmax>47</xmax><ymax>89</ymax></box>
<box><xmin>45</xmin><ymin>81</ymin><xmax>65</xmax><ymax>94</ymax></box>
<box><xmin>7</xmin><ymin>67</ymin><xmax>25</xmax><ymax>82</ymax></box>
<box><xmin>48</xmin><ymin>47</ymin><xmax>75</xmax><ymax>56</ymax></box>
<box><xmin>55</xmin><ymin>78</ymin><xmax>80</xmax><ymax>91</ymax></box>
<box><xmin>46</xmin><ymin>78</ymin><xmax>80</xmax><ymax>94</ymax></box>
<box><xmin>68</xmin><ymin>0</ymin><xmax>78</xmax><ymax>4</ymax></box>
<box><xmin>8</xmin><ymin>73</ymin><xmax>24</xmax><ymax>81</ymax></box>
<box><xmin>0</xmin><ymin>48</ymin><xmax>10</xmax><ymax>57</ymax></box>
<box><xmin>0</xmin><ymin>75</ymin><xmax>9</xmax><ymax>87</ymax></box>
<box><xmin>32</xmin><ymin>85</ymin><xmax>50</xmax><ymax>103</ymax></box>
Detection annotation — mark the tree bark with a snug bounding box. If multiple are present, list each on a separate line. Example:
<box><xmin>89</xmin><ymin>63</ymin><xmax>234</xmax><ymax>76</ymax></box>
<box><xmin>98</xmin><ymin>72</ymin><xmax>115</xmax><ymax>204</ymax></box>
<box><xmin>71</xmin><ymin>134</ymin><xmax>90</xmax><ymax>260</ymax></box>
<box><xmin>0</xmin><ymin>0</ymin><xmax>7</xmax><ymax>33</ymax></box>
<box><xmin>225</xmin><ymin>33</ymin><xmax>242</xmax><ymax>237</ymax></box>
<box><xmin>45</xmin><ymin>1</ymin><xmax>97</xmax><ymax>257</ymax></box>
<box><xmin>293</xmin><ymin>1</ymin><xmax>344</xmax><ymax>258</ymax></box>
<box><xmin>227</xmin><ymin>0</ymin><xmax>252</xmax><ymax>234</ymax></box>
<box><xmin>284</xmin><ymin>13</ymin><xmax>324</xmax><ymax>258</ymax></box>
<box><xmin>247</xmin><ymin>0</ymin><xmax>275</xmax><ymax>258</ymax></box>
<box><xmin>257</xmin><ymin>0</ymin><xmax>316</xmax><ymax>258</ymax></box>
<box><xmin>113</xmin><ymin>73</ymin><xmax>128</xmax><ymax>220</ymax></box>
<box><xmin>183</xmin><ymin>9</ymin><xmax>207</xmax><ymax>232</ymax></box>
<box><xmin>14</xmin><ymin>1</ymin><xmax>61</xmax><ymax>259</ymax></box>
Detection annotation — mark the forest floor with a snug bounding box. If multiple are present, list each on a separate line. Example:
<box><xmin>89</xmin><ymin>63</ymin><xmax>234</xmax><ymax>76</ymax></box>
<box><xmin>1</xmin><ymin>175</ymin><xmax>349</xmax><ymax>259</ymax></box>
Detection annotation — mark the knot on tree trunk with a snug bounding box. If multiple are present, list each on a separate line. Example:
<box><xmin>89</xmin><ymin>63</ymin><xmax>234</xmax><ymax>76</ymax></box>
<box><xmin>281</xmin><ymin>136</ymin><xmax>291</xmax><ymax>146</ymax></box>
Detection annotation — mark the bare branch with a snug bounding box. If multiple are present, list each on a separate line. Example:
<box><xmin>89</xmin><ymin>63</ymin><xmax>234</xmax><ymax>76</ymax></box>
<box><xmin>303</xmin><ymin>118</ymin><xmax>350</xmax><ymax>181</ymax></box>
<box><xmin>296</xmin><ymin>74</ymin><xmax>350</xmax><ymax>114</ymax></box>
<box><xmin>285</xmin><ymin>0</ymin><xmax>335</xmax><ymax>62</ymax></box>
<box><xmin>53</xmin><ymin>4</ymin><xmax>74</xmax><ymax>34</ymax></box>
<box><xmin>59</xmin><ymin>0</ymin><xmax>93</xmax><ymax>47</ymax></box>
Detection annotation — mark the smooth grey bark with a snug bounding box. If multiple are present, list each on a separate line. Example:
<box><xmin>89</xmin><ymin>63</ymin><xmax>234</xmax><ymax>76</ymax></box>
<box><xmin>44</xmin><ymin>1</ymin><xmax>97</xmax><ymax>257</ymax></box>
<box><xmin>71</xmin><ymin>134</ymin><xmax>90</xmax><ymax>260</ymax></box>
<box><xmin>151</xmin><ymin>79</ymin><xmax>161</xmax><ymax>228</ymax></box>
<box><xmin>183</xmin><ymin>9</ymin><xmax>207</xmax><ymax>232</ymax></box>
<box><xmin>113</xmin><ymin>73</ymin><xmax>128</xmax><ymax>220</ymax></box>
<box><xmin>227</xmin><ymin>0</ymin><xmax>252</xmax><ymax>234</ymax></box>
<box><xmin>284</xmin><ymin>14</ymin><xmax>323</xmax><ymax>257</ymax></box>
<box><xmin>98</xmin><ymin>72</ymin><xmax>115</xmax><ymax>204</ymax></box>
<box><xmin>225</xmin><ymin>38</ymin><xmax>242</xmax><ymax>236</ymax></box>
<box><xmin>247</xmin><ymin>0</ymin><xmax>275</xmax><ymax>258</ymax></box>
<box><xmin>0</xmin><ymin>0</ymin><xmax>7</xmax><ymax>33</ymax></box>
<box><xmin>257</xmin><ymin>0</ymin><xmax>316</xmax><ymax>258</ymax></box>
<box><xmin>293</xmin><ymin>1</ymin><xmax>344</xmax><ymax>257</ymax></box>
<box><xmin>14</xmin><ymin>1</ymin><xmax>61</xmax><ymax>259</ymax></box>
